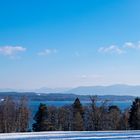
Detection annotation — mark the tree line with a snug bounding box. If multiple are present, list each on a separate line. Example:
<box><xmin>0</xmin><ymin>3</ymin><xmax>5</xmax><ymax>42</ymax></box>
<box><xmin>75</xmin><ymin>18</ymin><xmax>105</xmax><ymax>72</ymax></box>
<box><xmin>32</xmin><ymin>96</ymin><xmax>140</xmax><ymax>131</ymax></box>
<box><xmin>0</xmin><ymin>96</ymin><xmax>29</xmax><ymax>133</ymax></box>
<box><xmin>0</xmin><ymin>96</ymin><xmax>140</xmax><ymax>132</ymax></box>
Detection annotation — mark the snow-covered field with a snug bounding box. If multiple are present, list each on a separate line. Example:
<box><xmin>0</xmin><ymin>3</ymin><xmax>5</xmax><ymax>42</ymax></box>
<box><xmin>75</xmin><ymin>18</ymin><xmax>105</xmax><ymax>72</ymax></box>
<box><xmin>0</xmin><ymin>131</ymin><xmax>140</xmax><ymax>140</ymax></box>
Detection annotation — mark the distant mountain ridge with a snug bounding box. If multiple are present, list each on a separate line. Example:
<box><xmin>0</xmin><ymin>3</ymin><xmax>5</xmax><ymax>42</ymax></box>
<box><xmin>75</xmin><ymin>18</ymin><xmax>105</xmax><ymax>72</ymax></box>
<box><xmin>0</xmin><ymin>84</ymin><xmax>140</xmax><ymax>96</ymax></box>
<box><xmin>0</xmin><ymin>87</ymin><xmax>69</xmax><ymax>93</ymax></box>
<box><xmin>66</xmin><ymin>84</ymin><xmax>140</xmax><ymax>96</ymax></box>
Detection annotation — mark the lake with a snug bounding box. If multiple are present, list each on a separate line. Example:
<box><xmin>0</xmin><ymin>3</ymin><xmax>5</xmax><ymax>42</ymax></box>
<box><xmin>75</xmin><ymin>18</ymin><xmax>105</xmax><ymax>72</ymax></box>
<box><xmin>29</xmin><ymin>100</ymin><xmax>133</xmax><ymax>114</ymax></box>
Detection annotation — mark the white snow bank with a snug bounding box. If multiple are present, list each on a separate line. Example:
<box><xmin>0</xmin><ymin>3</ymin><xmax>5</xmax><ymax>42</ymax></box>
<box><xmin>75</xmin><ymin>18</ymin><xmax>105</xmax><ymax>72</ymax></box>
<box><xmin>0</xmin><ymin>131</ymin><xmax>140</xmax><ymax>140</ymax></box>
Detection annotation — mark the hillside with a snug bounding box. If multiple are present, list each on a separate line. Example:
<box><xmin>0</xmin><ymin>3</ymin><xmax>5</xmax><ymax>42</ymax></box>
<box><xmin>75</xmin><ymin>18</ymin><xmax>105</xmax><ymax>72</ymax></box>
<box><xmin>0</xmin><ymin>92</ymin><xmax>135</xmax><ymax>101</ymax></box>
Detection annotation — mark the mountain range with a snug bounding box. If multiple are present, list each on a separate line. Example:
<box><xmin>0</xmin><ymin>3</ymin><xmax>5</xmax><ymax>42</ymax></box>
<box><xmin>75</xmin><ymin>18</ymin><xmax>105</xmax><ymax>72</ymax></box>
<box><xmin>0</xmin><ymin>84</ymin><xmax>140</xmax><ymax>96</ymax></box>
<box><xmin>66</xmin><ymin>84</ymin><xmax>140</xmax><ymax>96</ymax></box>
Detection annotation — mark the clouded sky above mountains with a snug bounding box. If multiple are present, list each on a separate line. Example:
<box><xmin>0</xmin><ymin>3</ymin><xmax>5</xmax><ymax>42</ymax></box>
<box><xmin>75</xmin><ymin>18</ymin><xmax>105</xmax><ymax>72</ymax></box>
<box><xmin>0</xmin><ymin>0</ymin><xmax>140</xmax><ymax>89</ymax></box>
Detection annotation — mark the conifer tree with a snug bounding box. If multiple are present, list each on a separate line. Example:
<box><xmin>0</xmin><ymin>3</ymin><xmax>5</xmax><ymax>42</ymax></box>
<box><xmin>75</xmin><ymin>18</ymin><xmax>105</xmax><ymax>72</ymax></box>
<box><xmin>73</xmin><ymin>98</ymin><xmax>84</xmax><ymax>117</ymax></box>
<box><xmin>32</xmin><ymin>103</ymin><xmax>53</xmax><ymax>131</ymax></box>
<box><xmin>129</xmin><ymin>98</ymin><xmax>140</xmax><ymax>130</ymax></box>
<box><xmin>72</xmin><ymin>98</ymin><xmax>84</xmax><ymax>131</ymax></box>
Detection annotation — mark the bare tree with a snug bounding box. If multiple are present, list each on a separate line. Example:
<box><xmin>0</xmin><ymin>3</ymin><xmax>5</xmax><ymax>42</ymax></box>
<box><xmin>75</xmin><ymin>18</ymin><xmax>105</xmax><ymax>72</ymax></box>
<box><xmin>16</xmin><ymin>97</ymin><xmax>30</xmax><ymax>132</ymax></box>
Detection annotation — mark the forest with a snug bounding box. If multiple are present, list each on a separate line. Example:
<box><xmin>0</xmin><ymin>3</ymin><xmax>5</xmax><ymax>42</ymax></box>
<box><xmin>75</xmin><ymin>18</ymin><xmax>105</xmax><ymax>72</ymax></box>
<box><xmin>0</xmin><ymin>96</ymin><xmax>140</xmax><ymax>133</ymax></box>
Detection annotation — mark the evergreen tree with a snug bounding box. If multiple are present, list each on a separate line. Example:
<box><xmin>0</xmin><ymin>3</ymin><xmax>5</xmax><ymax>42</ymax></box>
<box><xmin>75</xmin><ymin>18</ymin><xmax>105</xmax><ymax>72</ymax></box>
<box><xmin>72</xmin><ymin>98</ymin><xmax>84</xmax><ymax>131</ymax></box>
<box><xmin>73</xmin><ymin>98</ymin><xmax>84</xmax><ymax>117</ymax></box>
<box><xmin>129</xmin><ymin>98</ymin><xmax>140</xmax><ymax>130</ymax></box>
<box><xmin>32</xmin><ymin>103</ymin><xmax>53</xmax><ymax>131</ymax></box>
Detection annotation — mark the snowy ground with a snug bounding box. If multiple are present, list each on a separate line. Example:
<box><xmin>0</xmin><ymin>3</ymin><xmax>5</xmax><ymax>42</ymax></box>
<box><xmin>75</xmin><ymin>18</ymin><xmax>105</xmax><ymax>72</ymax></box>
<box><xmin>0</xmin><ymin>131</ymin><xmax>140</xmax><ymax>140</ymax></box>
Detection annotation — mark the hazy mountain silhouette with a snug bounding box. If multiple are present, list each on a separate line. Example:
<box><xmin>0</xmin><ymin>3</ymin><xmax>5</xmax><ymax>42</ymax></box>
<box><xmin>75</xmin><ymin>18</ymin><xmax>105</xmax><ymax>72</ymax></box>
<box><xmin>66</xmin><ymin>84</ymin><xmax>140</xmax><ymax>96</ymax></box>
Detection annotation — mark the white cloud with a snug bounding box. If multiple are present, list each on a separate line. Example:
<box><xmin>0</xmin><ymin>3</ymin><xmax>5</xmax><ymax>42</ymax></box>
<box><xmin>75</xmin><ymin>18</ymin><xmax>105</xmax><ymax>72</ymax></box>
<box><xmin>0</xmin><ymin>46</ymin><xmax>26</xmax><ymax>57</ymax></box>
<box><xmin>38</xmin><ymin>49</ymin><xmax>57</xmax><ymax>56</ymax></box>
<box><xmin>123</xmin><ymin>42</ymin><xmax>135</xmax><ymax>49</ymax></box>
<box><xmin>98</xmin><ymin>45</ymin><xmax>124</xmax><ymax>54</ymax></box>
<box><xmin>123</xmin><ymin>41</ymin><xmax>140</xmax><ymax>50</ymax></box>
<box><xmin>80</xmin><ymin>74</ymin><xmax>103</xmax><ymax>79</ymax></box>
<box><xmin>98</xmin><ymin>41</ymin><xmax>140</xmax><ymax>55</ymax></box>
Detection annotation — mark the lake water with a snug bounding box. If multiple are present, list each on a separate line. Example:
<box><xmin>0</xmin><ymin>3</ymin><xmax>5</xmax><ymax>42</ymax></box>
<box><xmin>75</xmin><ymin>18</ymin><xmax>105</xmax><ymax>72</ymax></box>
<box><xmin>29</xmin><ymin>100</ymin><xmax>132</xmax><ymax>115</ymax></box>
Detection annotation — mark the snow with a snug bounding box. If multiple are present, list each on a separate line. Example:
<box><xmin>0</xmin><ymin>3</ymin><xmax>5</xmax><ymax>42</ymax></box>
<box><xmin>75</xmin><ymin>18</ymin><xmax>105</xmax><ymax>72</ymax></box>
<box><xmin>0</xmin><ymin>99</ymin><xmax>4</xmax><ymax>102</ymax></box>
<box><xmin>0</xmin><ymin>131</ymin><xmax>140</xmax><ymax>140</ymax></box>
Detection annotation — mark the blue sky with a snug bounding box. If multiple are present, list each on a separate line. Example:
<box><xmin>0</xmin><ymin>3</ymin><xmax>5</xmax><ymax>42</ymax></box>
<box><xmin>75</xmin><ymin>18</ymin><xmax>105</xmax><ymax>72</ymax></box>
<box><xmin>0</xmin><ymin>0</ymin><xmax>140</xmax><ymax>89</ymax></box>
